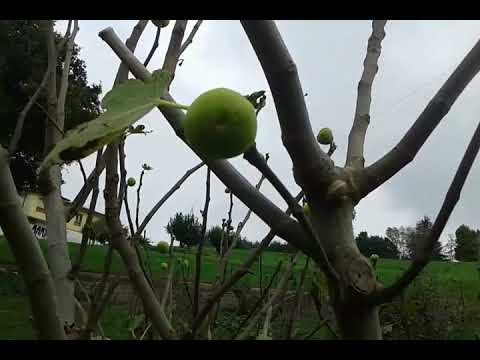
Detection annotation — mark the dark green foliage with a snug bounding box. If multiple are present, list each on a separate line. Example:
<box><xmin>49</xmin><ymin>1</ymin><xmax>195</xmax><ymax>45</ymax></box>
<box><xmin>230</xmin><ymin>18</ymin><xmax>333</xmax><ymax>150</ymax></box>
<box><xmin>355</xmin><ymin>231</ymin><xmax>400</xmax><ymax>259</ymax></box>
<box><xmin>166</xmin><ymin>212</ymin><xmax>202</xmax><ymax>248</ymax></box>
<box><xmin>454</xmin><ymin>225</ymin><xmax>480</xmax><ymax>262</ymax></box>
<box><xmin>266</xmin><ymin>240</ymin><xmax>296</xmax><ymax>253</ymax></box>
<box><xmin>156</xmin><ymin>241</ymin><xmax>170</xmax><ymax>254</ymax></box>
<box><xmin>0</xmin><ymin>20</ymin><xmax>101</xmax><ymax>192</ymax></box>
<box><xmin>407</xmin><ymin>216</ymin><xmax>446</xmax><ymax>261</ymax></box>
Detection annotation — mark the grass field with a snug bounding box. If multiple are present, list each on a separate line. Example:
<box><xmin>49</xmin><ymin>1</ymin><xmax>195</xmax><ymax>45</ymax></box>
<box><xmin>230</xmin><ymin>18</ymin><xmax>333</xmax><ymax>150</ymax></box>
<box><xmin>1</xmin><ymin>237</ymin><xmax>479</xmax><ymax>295</ymax></box>
<box><xmin>1</xmin><ymin>236</ymin><xmax>479</xmax><ymax>340</ymax></box>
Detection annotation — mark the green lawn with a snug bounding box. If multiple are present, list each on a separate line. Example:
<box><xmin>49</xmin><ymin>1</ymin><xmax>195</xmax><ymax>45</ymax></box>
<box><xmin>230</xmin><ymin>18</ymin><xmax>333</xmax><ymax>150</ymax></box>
<box><xmin>1</xmin><ymin>236</ymin><xmax>479</xmax><ymax>295</ymax></box>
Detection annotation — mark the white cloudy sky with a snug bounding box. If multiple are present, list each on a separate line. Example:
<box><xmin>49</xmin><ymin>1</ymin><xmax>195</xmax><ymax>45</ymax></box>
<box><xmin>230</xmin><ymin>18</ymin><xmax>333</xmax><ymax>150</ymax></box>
<box><xmin>56</xmin><ymin>20</ymin><xmax>480</xmax><ymax>246</ymax></box>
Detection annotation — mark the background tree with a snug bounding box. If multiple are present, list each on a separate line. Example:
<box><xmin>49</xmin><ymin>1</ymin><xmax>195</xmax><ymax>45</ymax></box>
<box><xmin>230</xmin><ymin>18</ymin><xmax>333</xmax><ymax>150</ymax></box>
<box><xmin>0</xmin><ymin>20</ymin><xmax>101</xmax><ymax>193</ymax></box>
<box><xmin>206</xmin><ymin>225</ymin><xmax>243</xmax><ymax>255</ymax></box>
<box><xmin>355</xmin><ymin>231</ymin><xmax>400</xmax><ymax>259</ymax></box>
<box><xmin>165</xmin><ymin>212</ymin><xmax>202</xmax><ymax>248</ymax></box>
<box><xmin>407</xmin><ymin>216</ymin><xmax>446</xmax><ymax>261</ymax></box>
<box><xmin>454</xmin><ymin>224</ymin><xmax>480</xmax><ymax>261</ymax></box>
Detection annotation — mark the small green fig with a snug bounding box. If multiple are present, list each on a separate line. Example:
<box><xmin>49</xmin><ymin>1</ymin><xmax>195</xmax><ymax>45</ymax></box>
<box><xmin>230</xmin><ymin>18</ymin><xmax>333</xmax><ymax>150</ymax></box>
<box><xmin>160</xmin><ymin>262</ymin><xmax>168</xmax><ymax>270</ymax></box>
<box><xmin>317</xmin><ymin>128</ymin><xmax>334</xmax><ymax>145</ymax></box>
<box><xmin>127</xmin><ymin>177</ymin><xmax>136</xmax><ymax>187</ymax></box>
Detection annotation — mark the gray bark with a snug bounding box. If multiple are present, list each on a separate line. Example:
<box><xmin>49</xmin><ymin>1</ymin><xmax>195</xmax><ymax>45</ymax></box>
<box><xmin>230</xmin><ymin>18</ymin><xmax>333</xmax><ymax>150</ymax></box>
<box><xmin>0</xmin><ymin>146</ymin><xmax>65</xmax><ymax>339</ymax></box>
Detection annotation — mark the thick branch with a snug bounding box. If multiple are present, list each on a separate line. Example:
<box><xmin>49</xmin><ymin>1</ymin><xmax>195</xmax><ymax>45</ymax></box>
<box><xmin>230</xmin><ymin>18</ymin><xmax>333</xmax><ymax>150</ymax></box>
<box><xmin>115</xmin><ymin>20</ymin><xmax>148</xmax><ymax>83</ymax></box>
<box><xmin>0</xmin><ymin>146</ymin><xmax>65</xmax><ymax>339</ymax></box>
<box><xmin>244</xmin><ymin>145</ymin><xmax>338</xmax><ymax>281</ymax></box>
<box><xmin>361</xmin><ymin>38</ymin><xmax>480</xmax><ymax>197</ymax></box>
<box><xmin>98</xmin><ymin>27</ymin><xmax>318</xmax><ymax>261</ymax></box>
<box><xmin>346</xmin><ymin>20</ymin><xmax>387</xmax><ymax>169</ymax></box>
<box><xmin>241</xmin><ymin>20</ymin><xmax>335</xmax><ymax>199</ymax></box>
<box><xmin>372</xmin><ymin>116</ymin><xmax>480</xmax><ymax>304</ymax></box>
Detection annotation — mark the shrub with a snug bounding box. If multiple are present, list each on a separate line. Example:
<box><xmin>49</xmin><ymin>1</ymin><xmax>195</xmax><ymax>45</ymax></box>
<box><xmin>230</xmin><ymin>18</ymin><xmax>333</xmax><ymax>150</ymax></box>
<box><xmin>156</xmin><ymin>241</ymin><xmax>170</xmax><ymax>254</ymax></box>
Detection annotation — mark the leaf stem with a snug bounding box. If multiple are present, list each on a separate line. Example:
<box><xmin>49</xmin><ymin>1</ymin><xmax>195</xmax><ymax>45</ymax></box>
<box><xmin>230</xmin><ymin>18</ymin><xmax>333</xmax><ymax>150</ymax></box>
<box><xmin>156</xmin><ymin>98</ymin><xmax>190</xmax><ymax>111</ymax></box>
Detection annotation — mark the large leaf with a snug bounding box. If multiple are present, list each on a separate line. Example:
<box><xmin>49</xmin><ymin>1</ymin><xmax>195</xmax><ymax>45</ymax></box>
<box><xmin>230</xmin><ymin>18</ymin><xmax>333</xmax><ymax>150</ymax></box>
<box><xmin>38</xmin><ymin>70</ymin><xmax>171</xmax><ymax>173</ymax></box>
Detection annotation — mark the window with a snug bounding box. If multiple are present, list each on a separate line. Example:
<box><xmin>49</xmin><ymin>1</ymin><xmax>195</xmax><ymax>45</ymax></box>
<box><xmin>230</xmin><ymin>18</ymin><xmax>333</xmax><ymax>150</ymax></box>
<box><xmin>36</xmin><ymin>206</ymin><xmax>46</xmax><ymax>214</ymax></box>
<box><xmin>74</xmin><ymin>214</ymin><xmax>83</xmax><ymax>226</ymax></box>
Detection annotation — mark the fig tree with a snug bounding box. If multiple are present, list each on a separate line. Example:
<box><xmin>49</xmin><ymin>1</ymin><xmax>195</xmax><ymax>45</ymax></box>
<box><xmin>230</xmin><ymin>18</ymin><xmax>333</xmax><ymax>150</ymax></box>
<box><xmin>183</xmin><ymin>88</ymin><xmax>257</xmax><ymax>159</ymax></box>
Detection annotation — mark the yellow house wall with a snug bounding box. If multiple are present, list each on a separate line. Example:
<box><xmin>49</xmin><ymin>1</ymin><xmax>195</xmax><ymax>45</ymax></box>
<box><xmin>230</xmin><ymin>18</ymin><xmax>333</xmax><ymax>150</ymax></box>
<box><xmin>22</xmin><ymin>193</ymin><xmax>103</xmax><ymax>234</ymax></box>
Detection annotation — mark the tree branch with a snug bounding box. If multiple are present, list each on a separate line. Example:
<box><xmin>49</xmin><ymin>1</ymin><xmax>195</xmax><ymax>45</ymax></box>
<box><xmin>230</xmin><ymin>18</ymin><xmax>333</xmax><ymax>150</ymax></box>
<box><xmin>193</xmin><ymin>168</ymin><xmax>211</xmax><ymax>318</ymax></box>
<box><xmin>243</xmin><ymin>144</ymin><xmax>338</xmax><ymax>281</ymax></box>
<box><xmin>102</xmin><ymin>21</ymin><xmax>177</xmax><ymax>340</ymax></box>
<box><xmin>345</xmin><ymin>20</ymin><xmax>387</xmax><ymax>169</ymax></box>
<box><xmin>135</xmin><ymin>162</ymin><xmax>204</xmax><ymax>238</ymax></box>
<box><xmin>241</xmin><ymin>20</ymin><xmax>335</xmax><ymax>199</ymax></box>
<box><xmin>135</xmin><ymin>169</ymin><xmax>145</xmax><ymax>232</ymax></box>
<box><xmin>179</xmin><ymin>20</ymin><xmax>203</xmax><ymax>56</ymax></box>
<box><xmin>360</xmin><ymin>38</ymin><xmax>480</xmax><ymax>198</ymax></box>
<box><xmin>162</xmin><ymin>20</ymin><xmax>187</xmax><ymax>76</ymax></box>
<box><xmin>98</xmin><ymin>27</ymin><xmax>318</xmax><ymax>262</ymax></box>
<box><xmin>143</xmin><ymin>25</ymin><xmax>161</xmax><ymax>67</ymax></box>
<box><xmin>372</xmin><ymin>116</ymin><xmax>480</xmax><ymax>304</ymax></box>
<box><xmin>190</xmin><ymin>191</ymin><xmax>304</xmax><ymax>336</ymax></box>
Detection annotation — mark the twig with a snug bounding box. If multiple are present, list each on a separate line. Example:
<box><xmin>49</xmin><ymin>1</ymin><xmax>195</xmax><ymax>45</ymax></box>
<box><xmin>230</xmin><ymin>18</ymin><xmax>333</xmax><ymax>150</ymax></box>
<box><xmin>193</xmin><ymin>168</ymin><xmax>211</xmax><ymax>318</ymax></box>
<box><xmin>143</xmin><ymin>26</ymin><xmax>161</xmax><ymax>67</ymax></box>
<box><xmin>179</xmin><ymin>20</ymin><xmax>203</xmax><ymax>56</ymax></box>
<box><xmin>135</xmin><ymin>162</ymin><xmax>204</xmax><ymax>237</ymax></box>
<box><xmin>189</xmin><ymin>191</ymin><xmax>304</xmax><ymax>336</ymax></box>
<box><xmin>346</xmin><ymin>20</ymin><xmax>387</xmax><ymax>169</ymax></box>
<box><xmin>303</xmin><ymin>319</ymin><xmax>328</xmax><ymax>340</ymax></box>
<box><xmin>285</xmin><ymin>257</ymin><xmax>310</xmax><ymax>339</ymax></box>
<box><xmin>77</xmin><ymin>160</ymin><xmax>87</xmax><ymax>184</ymax></box>
<box><xmin>235</xmin><ymin>252</ymin><xmax>301</xmax><ymax>340</ymax></box>
<box><xmin>135</xmin><ymin>169</ymin><xmax>146</xmax><ymax>232</ymax></box>
<box><xmin>243</xmin><ymin>144</ymin><xmax>338</xmax><ymax>281</ymax></box>
<box><xmin>69</xmin><ymin>150</ymin><xmax>102</xmax><ymax>280</ymax></box>
<box><xmin>235</xmin><ymin>259</ymin><xmax>284</xmax><ymax>337</ymax></box>
<box><xmin>117</xmin><ymin>141</ymin><xmax>127</xmax><ymax>214</ymax></box>
<box><xmin>373</xmin><ymin>116</ymin><xmax>480</xmax><ymax>304</ymax></box>
<box><xmin>162</xmin><ymin>20</ymin><xmax>187</xmax><ymax>76</ymax></box>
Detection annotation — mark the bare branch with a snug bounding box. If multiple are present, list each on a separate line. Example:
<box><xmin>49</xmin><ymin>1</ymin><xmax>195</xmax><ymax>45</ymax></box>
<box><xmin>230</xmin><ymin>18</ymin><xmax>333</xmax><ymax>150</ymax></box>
<box><xmin>135</xmin><ymin>162</ymin><xmax>205</xmax><ymax>237</ymax></box>
<box><xmin>69</xmin><ymin>150</ymin><xmax>102</xmax><ymax>280</ymax></box>
<box><xmin>241</xmin><ymin>20</ymin><xmax>335</xmax><ymax>199</ymax></box>
<box><xmin>285</xmin><ymin>257</ymin><xmax>310</xmax><ymax>339</ymax></box>
<box><xmin>346</xmin><ymin>20</ymin><xmax>387</xmax><ymax>168</ymax></box>
<box><xmin>98</xmin><ymin>27</ymin><xmax>318</xmax><ymax>261</ymax></box>
<box><xmin>190</xmin><ymin>191</ymin><xmax>304</xmax><ymax>336</ymax></box>
<box><xmin>179</xmin><ymin>20</ymin><xmax>203</xmax><ymax>56</ymax></box>
<box><xmin>66</xmin><ymin>150</ymin><xmax>106</xmax><ymax>221</ymax></box>
<box><xmin>115</xmin><ymin>20</ymin><xmax>149</xmax><ymax>83</ymax></box>
<box><xmin>162</xmin><ymin>20</ymin><xmax>188</xmax><ymax>76</ymax></box>
<box><xmin>372</xmin><ymin>116</ymin><xmax>480</xmax><ymax>304</ymax></box>
<box><xmin>57</xmin><ymin>20</ymin><xmax>79</xmax><ymax>132</ymax></box>
<box><xmin>77</xmin><ymin>160</ymin><xmax>87</xmax><ymax>184</ymax></box>
<box><xmin>135</xmin><ymin>169</ymin><xmax>146</xmax><ymax>231</ymax></box>
<box><xmin>102</xmin><ymin>21</ymin><xmax>177</xmax><ymax>340</ymax></box>
<box><xmin>143</xmin><ymin>26</ymin><xmax>161</xmax><ymax>67</ymax></box>
<box><xmin>243</xmin><ymin>145</ymin><xmax>338</xmax><ymax>281</ymax></box>
<box><xmin>360</xmin><ymin>38</ymin><xmax>480</xmax><ymax>198</ymax></box>
<box><xmin>0</xmin><ymin>146</ymin><xmax>65</xmax><ymax>339</ymax></box>
<box><xmin>235</xmin><ymin>252</ymin><xmax>301</xmax><ymax>340</ymax></box>
<box><xmin>193</xmin><ymin>168</ymin><xmax>211</xmax><ymax>318</ymax></box>
<box><xmin>8</xmin><ymin>64</ymin><xmax>54</xmax><ymax>156</ymax></box>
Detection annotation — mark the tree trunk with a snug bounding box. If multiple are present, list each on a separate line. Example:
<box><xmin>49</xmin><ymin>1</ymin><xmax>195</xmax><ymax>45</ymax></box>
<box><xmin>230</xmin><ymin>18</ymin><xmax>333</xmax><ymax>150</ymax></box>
<box><xmin>43</xmin><ymin>165</ymin><xmax>75</xmax><ymax>326</ymax></box>
<box><xmin>309</xmin><ymin>198</ymin><xmax>382</xmax><ymax>339</ymax></box>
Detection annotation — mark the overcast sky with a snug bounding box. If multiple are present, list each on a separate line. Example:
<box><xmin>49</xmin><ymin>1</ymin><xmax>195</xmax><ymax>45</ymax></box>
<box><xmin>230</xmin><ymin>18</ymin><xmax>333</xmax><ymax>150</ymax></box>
<box><xmin>55</xmin><ymin>20</ymin><xmax>480</xmax><ymax>246</ymax></box>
